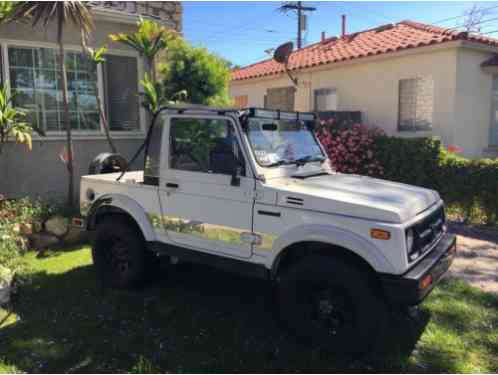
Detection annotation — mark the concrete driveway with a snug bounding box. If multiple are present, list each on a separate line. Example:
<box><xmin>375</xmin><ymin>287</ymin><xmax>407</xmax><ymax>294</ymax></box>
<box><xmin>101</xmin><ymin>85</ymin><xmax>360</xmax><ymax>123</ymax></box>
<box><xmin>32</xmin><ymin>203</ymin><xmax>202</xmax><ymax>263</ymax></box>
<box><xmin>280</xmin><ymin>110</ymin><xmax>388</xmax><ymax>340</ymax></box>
<box><xmin>448</xmin><ymin>223</ymin><xmax>498</xmax><ymax>294</ymax></box>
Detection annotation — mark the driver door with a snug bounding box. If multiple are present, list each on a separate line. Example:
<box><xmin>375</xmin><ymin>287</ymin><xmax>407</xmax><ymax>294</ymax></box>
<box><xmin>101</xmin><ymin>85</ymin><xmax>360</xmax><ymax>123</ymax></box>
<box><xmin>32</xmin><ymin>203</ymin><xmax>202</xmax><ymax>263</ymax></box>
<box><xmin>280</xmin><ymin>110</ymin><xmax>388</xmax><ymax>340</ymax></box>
<box><xmin>158</xmin><ymin>115</ymin><xmax>254</xmax><ymax>259</ymax></box>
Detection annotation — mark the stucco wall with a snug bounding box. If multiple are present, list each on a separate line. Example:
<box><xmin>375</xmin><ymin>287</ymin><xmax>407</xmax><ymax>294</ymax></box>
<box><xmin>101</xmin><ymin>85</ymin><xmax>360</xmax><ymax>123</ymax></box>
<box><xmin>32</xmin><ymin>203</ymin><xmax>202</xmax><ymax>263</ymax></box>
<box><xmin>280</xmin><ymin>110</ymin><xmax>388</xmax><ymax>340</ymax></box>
<box><xmin>0</xmin><ymin>18</ymin><xmax>138</xmax><ymax>51</ymax></box>
<box><xmin>454</xmin><ymin>47</ymin><xmax>495</xmax><ymax>157</ymax></box>
<box><xmin>0</xmin><ymin>18</ymin><xmax>148</xmax><ymax>201</ymax></box>
<box><xmin>230</xmin><ymin>45</ymin><xmax>496</xmax><ymax>158</ymax></box>
<box><xmin>0</xmin><ymin>138</ymin><xmax>145</xmax><ymax>201</ymax></box>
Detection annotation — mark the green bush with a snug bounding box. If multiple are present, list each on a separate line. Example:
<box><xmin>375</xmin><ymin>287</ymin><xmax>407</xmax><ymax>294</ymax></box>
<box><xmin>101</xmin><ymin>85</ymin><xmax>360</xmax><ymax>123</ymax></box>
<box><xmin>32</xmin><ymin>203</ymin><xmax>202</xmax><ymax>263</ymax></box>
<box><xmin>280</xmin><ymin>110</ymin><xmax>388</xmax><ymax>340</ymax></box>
<box><xmin>372</xmin><ymin>137</ymin><xmax>498</xmax><ymax>225</ymax></box>
<box><xmin>0</xmin><ymin>197</ymin><xmax>57</xmax><ymax>271</ymax></box>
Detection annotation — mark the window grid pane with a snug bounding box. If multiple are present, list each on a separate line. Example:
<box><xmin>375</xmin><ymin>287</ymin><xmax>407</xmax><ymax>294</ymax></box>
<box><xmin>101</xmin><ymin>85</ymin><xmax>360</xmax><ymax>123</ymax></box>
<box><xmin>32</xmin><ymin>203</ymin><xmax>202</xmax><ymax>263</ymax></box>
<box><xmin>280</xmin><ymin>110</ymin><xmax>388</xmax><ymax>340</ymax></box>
<box><xmin>8</xmin><ymin>46</ymin><xmax>99</xmax><ymax>132</ymax></box>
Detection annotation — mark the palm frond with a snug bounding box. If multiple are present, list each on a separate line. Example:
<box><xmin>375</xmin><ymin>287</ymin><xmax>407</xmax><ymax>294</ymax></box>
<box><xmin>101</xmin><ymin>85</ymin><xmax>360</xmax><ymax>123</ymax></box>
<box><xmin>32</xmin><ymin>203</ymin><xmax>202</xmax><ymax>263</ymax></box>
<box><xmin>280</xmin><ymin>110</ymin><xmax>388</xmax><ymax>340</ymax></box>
<box><xmin>2</xmin><ymin>1</ymin><xmax>94</xmax><ymax>40</ymax></box>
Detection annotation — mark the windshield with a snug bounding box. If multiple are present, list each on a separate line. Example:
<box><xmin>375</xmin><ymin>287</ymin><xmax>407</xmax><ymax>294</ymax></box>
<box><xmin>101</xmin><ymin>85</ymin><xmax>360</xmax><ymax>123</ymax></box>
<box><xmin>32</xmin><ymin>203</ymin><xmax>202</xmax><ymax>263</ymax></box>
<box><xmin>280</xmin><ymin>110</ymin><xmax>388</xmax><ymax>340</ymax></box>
<box><xmin>246</xmin><ymin>117</ymin><xmax>325</xmax><ymax>167</ymax></box>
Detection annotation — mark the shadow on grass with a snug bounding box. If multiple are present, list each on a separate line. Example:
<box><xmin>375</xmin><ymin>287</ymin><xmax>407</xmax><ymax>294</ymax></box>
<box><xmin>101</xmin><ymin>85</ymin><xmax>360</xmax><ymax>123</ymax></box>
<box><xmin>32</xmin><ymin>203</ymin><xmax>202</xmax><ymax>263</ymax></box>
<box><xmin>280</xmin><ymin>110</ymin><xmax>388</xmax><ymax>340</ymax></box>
<box><xmin>0</xmin><ymin>257</ymin><xmax>444</xmax><ymax>373</ymax></box>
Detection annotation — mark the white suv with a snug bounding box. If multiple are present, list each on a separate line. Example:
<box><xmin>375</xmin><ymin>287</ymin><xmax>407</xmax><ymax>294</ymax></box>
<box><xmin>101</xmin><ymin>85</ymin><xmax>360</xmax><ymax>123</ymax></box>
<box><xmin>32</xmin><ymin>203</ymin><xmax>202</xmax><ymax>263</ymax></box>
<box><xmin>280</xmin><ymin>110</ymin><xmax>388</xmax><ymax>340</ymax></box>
<box><xmin>80</xmin><ymin>106</ymin><xmax>456</xmax><ymax>354</ymax></box>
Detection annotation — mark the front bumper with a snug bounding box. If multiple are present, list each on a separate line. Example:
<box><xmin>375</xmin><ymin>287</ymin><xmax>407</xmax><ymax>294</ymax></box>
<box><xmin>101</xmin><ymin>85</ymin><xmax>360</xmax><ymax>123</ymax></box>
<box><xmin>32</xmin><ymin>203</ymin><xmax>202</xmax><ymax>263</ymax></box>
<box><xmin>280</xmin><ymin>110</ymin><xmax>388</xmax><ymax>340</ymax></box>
<box><xmin>380</xmin><ymin>233</ymin><xmax>457</xmax><ymax>306</ymax></box>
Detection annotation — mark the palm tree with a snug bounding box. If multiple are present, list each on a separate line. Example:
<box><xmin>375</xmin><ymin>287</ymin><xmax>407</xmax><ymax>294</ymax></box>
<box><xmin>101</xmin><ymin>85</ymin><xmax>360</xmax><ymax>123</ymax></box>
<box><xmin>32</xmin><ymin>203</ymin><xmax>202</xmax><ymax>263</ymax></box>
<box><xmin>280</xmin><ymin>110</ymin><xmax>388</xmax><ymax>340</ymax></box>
<box><xmin>110</xmin><ymin>18</ymin><xmax>176</xmax><ymax>81</ymax></box>
<box><xmin>3</xmin><ymin>2</ymin><xmax>94</xmax><ymax>208</ymax></box>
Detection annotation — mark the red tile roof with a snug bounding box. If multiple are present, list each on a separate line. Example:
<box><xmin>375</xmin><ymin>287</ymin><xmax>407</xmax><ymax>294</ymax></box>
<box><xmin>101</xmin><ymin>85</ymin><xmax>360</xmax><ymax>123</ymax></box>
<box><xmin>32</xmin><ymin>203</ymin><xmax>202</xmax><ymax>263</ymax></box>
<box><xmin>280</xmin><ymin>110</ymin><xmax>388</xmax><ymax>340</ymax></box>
<box><xmin>231</xmin><ymin>20</ymin><xmax>498</xmax><ymax>81</ymax></box>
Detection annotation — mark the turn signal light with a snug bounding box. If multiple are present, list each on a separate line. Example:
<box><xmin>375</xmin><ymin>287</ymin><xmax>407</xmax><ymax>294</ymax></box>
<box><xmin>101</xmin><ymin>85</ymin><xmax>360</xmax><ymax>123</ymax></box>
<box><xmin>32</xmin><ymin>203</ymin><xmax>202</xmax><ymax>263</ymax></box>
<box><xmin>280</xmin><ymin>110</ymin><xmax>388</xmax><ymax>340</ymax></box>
<box><xmin>370</xmin><ymin>229</ymin><xmax>391</xmax><ymax>240</ymax></box>
<box><xmin>419</xmin><ymin>274</ymin><xmax>433</xmax><ymax>290</ymax></box>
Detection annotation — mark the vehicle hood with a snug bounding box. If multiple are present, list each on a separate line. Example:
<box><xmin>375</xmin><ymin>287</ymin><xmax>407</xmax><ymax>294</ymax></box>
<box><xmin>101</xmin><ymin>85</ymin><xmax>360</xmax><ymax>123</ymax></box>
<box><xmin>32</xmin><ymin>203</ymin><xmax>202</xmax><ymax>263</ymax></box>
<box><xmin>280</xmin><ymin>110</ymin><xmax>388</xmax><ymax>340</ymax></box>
<box><xmin>269</xmin><ymin>173</ymin><xmax>440</xmax><ymax>223</ymax></box>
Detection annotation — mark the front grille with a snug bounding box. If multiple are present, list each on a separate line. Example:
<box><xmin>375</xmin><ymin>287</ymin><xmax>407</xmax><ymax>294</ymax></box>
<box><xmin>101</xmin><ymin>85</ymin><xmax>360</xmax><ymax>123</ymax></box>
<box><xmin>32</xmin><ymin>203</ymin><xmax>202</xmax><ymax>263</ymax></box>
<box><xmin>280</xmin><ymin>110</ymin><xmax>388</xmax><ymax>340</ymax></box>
<box><xmin>410</xmin><ymin>206</ymin><xmax>445</xmax><ymax>260</ymax></box>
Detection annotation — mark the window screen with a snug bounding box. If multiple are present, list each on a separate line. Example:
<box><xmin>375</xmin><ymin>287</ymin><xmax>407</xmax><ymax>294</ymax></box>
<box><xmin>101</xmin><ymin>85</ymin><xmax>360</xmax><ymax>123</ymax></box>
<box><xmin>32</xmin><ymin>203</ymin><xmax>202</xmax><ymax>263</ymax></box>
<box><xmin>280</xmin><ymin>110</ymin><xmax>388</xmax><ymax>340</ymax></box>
<box><xmin>314</xmin><ymin>88</ymin><xmax>337</xmax><ymax>111</ymax></box>
<box><xmin>266</xmin><ymin>87</ymin><xmax>295</xmax><ymax>111</ymax></box>
<box><xmin>398</xmin><ymin>77</ymin><xmax>434</xmax><ymax>131</ymax></box>
<box><xmin>105</xmin><ymin>55</ymin><xmax>139</xmax><ymax>131</ymax></box>
<box><xmin>170</xmin><ymin>118</ymin><xmax>245</xmax><ymax>176</ymax></box>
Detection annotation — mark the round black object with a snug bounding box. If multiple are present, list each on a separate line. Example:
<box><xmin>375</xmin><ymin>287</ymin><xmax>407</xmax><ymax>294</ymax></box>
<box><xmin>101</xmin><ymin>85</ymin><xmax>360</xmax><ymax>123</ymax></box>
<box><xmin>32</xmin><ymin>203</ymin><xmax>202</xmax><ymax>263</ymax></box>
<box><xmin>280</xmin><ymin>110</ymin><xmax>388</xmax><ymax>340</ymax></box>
<box><xmin>88</xmin><ymin>153</ymin><xmax>128</xmax><ymax>175</ymax></box>
<box><xmin>275</xmin><ymin>255</ymin><xmax>388</xmax><ymax>355</ymax></box>
<box><xmin>92</xmin><ymin>215</ymin><xmax>146</xmax><ymax>288</ymax></box>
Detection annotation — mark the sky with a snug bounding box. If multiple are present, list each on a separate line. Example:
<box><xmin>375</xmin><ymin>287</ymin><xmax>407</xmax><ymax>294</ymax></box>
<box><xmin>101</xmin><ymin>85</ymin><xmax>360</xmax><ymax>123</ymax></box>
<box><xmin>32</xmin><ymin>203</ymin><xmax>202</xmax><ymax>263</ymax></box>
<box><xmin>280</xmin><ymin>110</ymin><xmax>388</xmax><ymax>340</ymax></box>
<box><xmin>182</xmin><ymin>1</ymin><xmax>498</xmax><ymax>67</ymax></box>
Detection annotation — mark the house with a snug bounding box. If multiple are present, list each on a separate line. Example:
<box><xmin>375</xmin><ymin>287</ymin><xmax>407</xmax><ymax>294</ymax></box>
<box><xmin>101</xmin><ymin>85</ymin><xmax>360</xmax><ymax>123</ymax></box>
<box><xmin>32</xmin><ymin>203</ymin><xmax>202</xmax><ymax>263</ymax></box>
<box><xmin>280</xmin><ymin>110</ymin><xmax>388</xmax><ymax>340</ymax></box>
<box><xmin>0</xmin><ymin>1</ymin><xmax>182</xmax><ymax>199</ymax></box>
<box><xmin>230</xmin><ymin>20</ymin><xmax>498</xmax><ymax>159</ymax></box>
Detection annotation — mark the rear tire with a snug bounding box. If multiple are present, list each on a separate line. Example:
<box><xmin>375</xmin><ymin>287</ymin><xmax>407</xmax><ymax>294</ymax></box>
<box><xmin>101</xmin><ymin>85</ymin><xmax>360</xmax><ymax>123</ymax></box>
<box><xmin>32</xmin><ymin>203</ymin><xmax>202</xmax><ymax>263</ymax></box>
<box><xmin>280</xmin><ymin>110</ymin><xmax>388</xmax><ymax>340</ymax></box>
<box><xmin>275</xmin><ymin>255</ymin><xmax>388</xmax><ymax>355</ymax></box>
<box><xmin>92</xmin><ymin>215</ymin><xmax>147</xmax><ymax>289</ymax></box>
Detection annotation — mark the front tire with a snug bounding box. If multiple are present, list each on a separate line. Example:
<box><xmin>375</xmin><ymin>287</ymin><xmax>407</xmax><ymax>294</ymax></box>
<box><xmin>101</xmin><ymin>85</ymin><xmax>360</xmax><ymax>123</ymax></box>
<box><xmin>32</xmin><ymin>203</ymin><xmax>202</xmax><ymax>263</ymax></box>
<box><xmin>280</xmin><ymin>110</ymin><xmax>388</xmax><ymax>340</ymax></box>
<box><xmin>275</xmin><ymin>256</ymin><xmax>388</xmax><ymax>355</ymax></box>
<box><xmin>92</xmin><ymin>215</ymin><xmax>147</xmax><ymax>289</ymax></box>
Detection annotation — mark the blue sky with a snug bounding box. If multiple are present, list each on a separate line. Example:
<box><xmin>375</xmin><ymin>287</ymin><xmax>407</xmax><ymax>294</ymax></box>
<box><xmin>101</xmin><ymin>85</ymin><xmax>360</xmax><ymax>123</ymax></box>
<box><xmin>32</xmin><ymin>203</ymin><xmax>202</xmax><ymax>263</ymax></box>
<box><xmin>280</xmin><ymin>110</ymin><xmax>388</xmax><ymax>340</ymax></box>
<box><xmin>182</xmin><ymin>1</ymin><xmax>498</xmax><ymax>67</ymax></box>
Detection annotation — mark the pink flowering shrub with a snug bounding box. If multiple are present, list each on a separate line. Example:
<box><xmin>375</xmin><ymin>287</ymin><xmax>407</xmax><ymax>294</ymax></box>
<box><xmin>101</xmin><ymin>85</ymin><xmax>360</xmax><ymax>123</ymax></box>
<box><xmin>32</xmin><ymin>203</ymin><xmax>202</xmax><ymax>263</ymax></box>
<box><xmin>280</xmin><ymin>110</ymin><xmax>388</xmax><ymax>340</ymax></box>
<box><xmin>316</xmin><ymin>120</ymin><xmax>385</xmax><ymax>176</ymax></box>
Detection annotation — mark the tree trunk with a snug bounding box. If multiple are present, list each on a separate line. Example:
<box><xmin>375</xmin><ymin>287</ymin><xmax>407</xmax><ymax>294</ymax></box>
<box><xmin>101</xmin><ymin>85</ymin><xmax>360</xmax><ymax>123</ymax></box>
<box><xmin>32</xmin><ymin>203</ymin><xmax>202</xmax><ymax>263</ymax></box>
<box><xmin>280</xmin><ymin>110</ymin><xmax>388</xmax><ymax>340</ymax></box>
<box><xmin>95</xmin><ymin>82</ymin><xmax>117</xmax><ymax>153</ymax></box>
<box><xmin>58</xmin><ymin>41</ymin><xmax>74</xmax><ymax>208</ymax></box>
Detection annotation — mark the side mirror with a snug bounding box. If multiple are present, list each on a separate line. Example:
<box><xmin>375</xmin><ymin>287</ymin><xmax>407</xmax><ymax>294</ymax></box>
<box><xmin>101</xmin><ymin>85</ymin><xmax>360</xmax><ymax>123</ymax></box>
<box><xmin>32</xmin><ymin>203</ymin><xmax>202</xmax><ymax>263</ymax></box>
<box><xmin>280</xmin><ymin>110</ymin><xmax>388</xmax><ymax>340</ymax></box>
<box><xmin>231</xmin><ymin>165</ymin><xmax>242</xmax><ymax>187</ymax></box>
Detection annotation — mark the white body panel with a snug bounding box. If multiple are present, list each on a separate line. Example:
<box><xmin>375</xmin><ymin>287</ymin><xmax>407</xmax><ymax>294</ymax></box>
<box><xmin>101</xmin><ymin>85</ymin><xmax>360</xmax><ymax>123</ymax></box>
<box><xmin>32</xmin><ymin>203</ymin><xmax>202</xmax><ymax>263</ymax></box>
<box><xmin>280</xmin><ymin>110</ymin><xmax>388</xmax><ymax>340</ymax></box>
<box><xmin>80</xmin><ymin>109</ymin><xmax>446</xmax><ymax>276</ymax></box>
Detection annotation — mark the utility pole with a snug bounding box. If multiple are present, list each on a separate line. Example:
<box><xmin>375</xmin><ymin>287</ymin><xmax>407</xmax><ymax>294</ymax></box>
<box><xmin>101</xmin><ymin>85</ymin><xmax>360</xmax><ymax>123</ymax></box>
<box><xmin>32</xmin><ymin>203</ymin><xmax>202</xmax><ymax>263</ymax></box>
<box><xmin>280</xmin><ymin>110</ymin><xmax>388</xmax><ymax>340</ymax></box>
<box><xmin>278</xmin><ymin>1</ymin><xmax>316</xmax><ymax>49</ymax></box>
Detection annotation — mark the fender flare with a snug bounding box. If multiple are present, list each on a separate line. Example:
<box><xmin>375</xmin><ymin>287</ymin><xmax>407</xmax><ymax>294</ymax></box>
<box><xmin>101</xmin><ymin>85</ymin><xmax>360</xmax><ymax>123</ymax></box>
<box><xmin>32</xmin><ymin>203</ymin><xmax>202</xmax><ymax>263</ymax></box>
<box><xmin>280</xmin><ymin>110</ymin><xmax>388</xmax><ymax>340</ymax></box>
<box><xmin>86</xmin><ymin>193</ymin><xmax>156</xmax><ymax>242</ymax></box>
<box><xmin>270</xmin><ymin>224</ymin><xmax>395</xmax><ymax>275</ymax></box>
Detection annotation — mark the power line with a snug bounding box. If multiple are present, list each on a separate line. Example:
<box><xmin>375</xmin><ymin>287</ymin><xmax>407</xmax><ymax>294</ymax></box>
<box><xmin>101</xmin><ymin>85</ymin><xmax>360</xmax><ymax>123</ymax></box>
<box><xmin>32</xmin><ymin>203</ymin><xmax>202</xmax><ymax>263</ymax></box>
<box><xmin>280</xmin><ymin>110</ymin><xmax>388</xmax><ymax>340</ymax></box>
<box><xmin>431</xmin><ymin>4</ymin><xmax>498</xmax><ymax>25</ymax></box>
<box><xmin>278</xmin><ymin>1</ymin><xmax>316</xmax><ymax>49</ymax></box>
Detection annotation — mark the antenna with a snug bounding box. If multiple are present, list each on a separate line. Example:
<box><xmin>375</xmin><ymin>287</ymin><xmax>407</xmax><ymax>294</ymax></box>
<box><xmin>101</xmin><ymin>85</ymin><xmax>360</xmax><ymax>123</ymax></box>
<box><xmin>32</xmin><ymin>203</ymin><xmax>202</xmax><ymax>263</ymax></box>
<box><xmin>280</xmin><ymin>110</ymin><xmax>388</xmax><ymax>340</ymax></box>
<box><xmin>273</xmin><ymin>41</ymin><xmax>298</xmax><ymax>87</ymax></box>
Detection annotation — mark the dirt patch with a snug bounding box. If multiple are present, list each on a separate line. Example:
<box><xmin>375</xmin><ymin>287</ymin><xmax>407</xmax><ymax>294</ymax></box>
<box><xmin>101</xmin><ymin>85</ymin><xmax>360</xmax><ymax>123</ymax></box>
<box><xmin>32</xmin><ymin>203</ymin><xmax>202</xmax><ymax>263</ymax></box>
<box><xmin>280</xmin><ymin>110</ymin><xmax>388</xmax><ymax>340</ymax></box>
<box><xmin>448</xmin><ymin>223</ymin><xmax>498</xmax><ymax>294</ymax></box>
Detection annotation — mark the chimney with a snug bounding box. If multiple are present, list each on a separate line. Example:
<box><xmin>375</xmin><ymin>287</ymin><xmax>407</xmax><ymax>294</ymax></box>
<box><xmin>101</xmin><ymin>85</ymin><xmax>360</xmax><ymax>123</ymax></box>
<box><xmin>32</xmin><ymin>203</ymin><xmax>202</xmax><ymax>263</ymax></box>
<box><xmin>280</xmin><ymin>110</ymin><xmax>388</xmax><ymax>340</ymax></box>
<box><xmin>341</xmin><ymin>14</ymin><xmax>347</xmax><ymax>37</ymax></box>
<box><xmin>321</xmin><ymin>31</ymin><xmax>326</xmax><ymax>42</ymax></box>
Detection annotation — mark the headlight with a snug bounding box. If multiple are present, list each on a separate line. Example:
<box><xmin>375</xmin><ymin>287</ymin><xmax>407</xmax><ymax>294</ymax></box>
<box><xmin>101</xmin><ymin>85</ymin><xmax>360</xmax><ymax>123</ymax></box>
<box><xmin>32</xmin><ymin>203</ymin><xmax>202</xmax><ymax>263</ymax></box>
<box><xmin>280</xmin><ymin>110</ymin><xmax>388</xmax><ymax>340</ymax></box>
<box><xmin>406</xmin><ymin>228</ymin><xmax>415</xmax><ymax>254</ymax></box>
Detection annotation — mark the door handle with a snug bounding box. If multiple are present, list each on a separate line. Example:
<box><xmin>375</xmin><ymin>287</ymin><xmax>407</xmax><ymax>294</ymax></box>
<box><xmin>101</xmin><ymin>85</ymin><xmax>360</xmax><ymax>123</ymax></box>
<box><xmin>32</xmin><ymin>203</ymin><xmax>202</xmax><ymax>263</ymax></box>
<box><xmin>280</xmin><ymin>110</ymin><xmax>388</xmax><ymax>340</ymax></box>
<box><xmin>165</xmin><ymin>182</ymin><xmax>179</xmax><ymax>188</ymax></box>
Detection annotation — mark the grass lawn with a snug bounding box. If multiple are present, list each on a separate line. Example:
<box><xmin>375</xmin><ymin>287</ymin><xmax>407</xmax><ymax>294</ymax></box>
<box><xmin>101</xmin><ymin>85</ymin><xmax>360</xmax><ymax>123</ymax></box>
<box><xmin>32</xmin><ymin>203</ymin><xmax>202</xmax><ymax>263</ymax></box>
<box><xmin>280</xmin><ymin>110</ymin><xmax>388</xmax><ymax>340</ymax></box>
<box><xmin>0</xmin><ymin>246</ymin><xmax>497</xmax><ymax>373</ymax></box>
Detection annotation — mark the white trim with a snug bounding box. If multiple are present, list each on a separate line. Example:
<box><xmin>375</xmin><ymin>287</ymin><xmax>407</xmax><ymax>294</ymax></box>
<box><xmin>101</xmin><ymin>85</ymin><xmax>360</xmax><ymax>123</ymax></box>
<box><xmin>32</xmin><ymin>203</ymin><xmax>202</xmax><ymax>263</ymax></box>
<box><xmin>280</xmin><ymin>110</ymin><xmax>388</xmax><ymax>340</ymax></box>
<box><xmin>0</xmin><ymin>39</ymin><xmax>146</xmax><ymax>137</ymax></box>
<box><xmin>1</xmin><ymin>44</ymin><xmax>9</xmax><ymax>91</ymax></box>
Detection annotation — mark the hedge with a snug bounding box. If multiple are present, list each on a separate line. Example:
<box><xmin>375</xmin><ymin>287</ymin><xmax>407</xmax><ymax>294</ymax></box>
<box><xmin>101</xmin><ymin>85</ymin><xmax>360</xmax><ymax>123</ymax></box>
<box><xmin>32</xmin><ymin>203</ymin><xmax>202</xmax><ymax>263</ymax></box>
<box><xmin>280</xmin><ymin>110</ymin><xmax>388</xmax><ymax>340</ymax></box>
<box><xmin>317</xmin><ymin>119</ymin><xmax>498</xmax><ymax>225</ymax></box>
<box><xmin>372</xmin><ymin>137</ymin><xmax>498</xmax><ymax>225</ymax></box>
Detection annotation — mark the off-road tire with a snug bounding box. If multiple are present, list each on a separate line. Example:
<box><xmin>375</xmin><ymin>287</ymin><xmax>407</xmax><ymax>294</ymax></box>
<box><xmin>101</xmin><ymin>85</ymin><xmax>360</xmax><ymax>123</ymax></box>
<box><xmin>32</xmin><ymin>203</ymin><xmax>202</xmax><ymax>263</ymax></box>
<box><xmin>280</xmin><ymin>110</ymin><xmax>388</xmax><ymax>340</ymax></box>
<box><xmin>275</xmin><ymin>255</ymin><xmax>388</xmax><ymax>355</ymax></box>
<box><xmin>92</xmin><ymin>215</ymin><xmax>148</xmax><ymax>289</ymax></box>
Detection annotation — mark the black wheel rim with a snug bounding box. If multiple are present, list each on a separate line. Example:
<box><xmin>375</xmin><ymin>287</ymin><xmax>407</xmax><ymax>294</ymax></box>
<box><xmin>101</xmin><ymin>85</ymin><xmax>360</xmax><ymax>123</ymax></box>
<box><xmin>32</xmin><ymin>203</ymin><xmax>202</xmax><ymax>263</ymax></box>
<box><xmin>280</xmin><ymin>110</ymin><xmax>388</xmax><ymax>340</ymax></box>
<box><xmin>101</xmin><ymin>234</ymin><xmax>133</xmax><ymax>283</ymax></box>
<box><xmin>300</xmin><ymin>282</ymin><xmax>357</xmax><ymax>338</ymax></box>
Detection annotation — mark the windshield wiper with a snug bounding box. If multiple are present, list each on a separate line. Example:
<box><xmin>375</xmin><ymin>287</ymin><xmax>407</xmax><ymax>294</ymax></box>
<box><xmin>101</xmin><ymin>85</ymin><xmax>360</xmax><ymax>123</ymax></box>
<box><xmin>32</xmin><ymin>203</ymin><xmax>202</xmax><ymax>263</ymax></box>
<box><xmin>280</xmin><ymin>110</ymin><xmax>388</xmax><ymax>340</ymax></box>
<box><xmin>264</xmin><ymin>159</ymin><xmax>292</xmax><ymax>167</ymax></box>
<box><xmin>294</xmin><ymin>155</ymin><xmax>326</xmax><ymax>167</ymax></box>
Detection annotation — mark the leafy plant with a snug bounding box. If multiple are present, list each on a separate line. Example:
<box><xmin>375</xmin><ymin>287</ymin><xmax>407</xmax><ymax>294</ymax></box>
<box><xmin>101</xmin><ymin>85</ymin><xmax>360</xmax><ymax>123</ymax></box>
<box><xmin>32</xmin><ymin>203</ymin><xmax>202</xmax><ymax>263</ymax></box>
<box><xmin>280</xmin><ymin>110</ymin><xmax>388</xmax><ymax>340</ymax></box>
<box><xmin>110</xmin><ymin>18</ymin><xmax>177</xmax><ymax>81</ymax></box>
<box><xmin>316</xmin><ymin>119</ymin><xmax>384</xmax><ymax>176</ymax></box>
<box><xmin>160</xmin><ymin>39</ymin><xmax>232</xmax><ymax>106</ymax></box>
<box><xmin>0</xmin><ymin>196</ymin><xmax>57</xmax><ymax>271</ymax></box>
<box><xmin>317</xmin><ymin>122</ymin><xmax>498</xmax><ymax>225</ymax></box>
<box><xmin>0</xmin><ymin>84</ymin><xmax>44</xmax><ymax>154</ymax></box>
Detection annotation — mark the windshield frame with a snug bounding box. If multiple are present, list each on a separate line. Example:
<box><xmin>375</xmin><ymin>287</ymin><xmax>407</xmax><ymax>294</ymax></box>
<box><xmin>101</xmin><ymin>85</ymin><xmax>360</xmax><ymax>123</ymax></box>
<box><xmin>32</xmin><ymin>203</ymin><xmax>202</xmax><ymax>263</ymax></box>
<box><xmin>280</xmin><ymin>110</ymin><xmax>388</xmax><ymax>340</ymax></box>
<box><xmin>242</xmin><ymin>115</ymin><xmax>326</xmax><ymax>169</ymax></box>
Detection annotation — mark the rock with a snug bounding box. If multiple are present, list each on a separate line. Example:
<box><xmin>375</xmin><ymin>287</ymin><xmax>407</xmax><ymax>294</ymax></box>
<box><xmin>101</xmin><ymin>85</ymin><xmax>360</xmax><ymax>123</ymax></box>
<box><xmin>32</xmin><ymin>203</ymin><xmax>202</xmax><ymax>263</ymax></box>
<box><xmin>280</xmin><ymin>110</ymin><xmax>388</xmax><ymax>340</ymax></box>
<box><xmin>19</xmin><ymin>223</ymin><xmax>33</xmax><ymax>236</ymax></box>
<box><xmin>29</xmin><ymin>233</ymin><xmax>60</xmax><ymax>250</ymax></box>
<box><xmin>62</xmin><ymin>226</ymin><xmax>88</xmax><ymax>245</ymax></box>
<box><xmin>0</xmin><ymin>265</ymin><xmax>13</xmax><ymax>306</ymax></box>
<box><xmin>44</xmin><ymin>215</ymin><xmax>69</xmax><ymax>238</ymax></box>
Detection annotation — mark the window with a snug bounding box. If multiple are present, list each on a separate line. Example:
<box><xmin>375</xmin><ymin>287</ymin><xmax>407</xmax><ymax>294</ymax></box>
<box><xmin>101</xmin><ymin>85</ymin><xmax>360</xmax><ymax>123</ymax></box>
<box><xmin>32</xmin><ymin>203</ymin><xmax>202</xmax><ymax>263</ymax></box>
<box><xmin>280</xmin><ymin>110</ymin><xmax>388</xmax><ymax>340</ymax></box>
<box><xmin>104</xmin><ymin>55</ymin><xmax>140</xmax><ymax>131</ymax></box>
<box><xmin>266</xmin><ymin>87</ymin><xmax>295</xmax><ymax>111</ymax></box>
<box><xmin>233</xmin><ymin>95</ymin><xmax>248</xmax><ymax>109</ymax></box>
<box><xmin>398</xmin><ymin>76</ymin><xmax>434</xmax><ymax>131</ymax></box>
<box><xmin>314</xmin><ymin>88</ymin><xmax>337</xmax><ymax>111</ymax></box>
<box><xmin>170</xmin><ymin>118</ymin><xmax>245</xmax><ymax>176</ymax></box>
<box><xmin>8</xmin><ymin>46</ymin><xmax>99</xmax><ymax>132</ymax></box>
